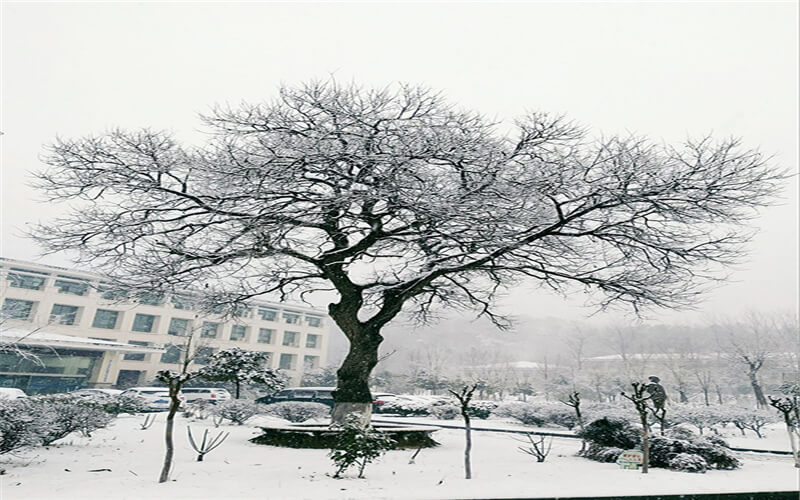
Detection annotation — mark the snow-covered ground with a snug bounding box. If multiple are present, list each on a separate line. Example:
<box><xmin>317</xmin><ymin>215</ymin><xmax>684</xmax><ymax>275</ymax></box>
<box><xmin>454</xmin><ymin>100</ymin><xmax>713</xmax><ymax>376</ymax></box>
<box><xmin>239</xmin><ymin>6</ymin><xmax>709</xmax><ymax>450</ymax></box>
<box><xmin>1</xmin><ymin>414</ymin><xmax>797</xmax><ymax>500</ymax></box>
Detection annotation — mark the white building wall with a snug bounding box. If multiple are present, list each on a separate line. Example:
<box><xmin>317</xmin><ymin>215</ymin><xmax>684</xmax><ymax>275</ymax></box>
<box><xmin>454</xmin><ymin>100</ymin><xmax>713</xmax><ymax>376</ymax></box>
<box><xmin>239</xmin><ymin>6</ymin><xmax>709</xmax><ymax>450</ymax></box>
<box><xmin>0</xmin><ymin>258</ymin><xmax>330</xmax><ymax>387</ymax></box>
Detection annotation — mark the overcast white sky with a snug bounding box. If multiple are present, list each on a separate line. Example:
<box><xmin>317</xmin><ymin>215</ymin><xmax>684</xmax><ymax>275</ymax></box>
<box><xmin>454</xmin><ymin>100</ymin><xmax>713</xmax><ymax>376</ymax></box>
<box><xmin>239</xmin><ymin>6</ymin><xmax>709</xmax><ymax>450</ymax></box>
<box><xmin>1</xmin><ymin>2</ymin><xmax>797</xmax><ymax>325</ymax></box>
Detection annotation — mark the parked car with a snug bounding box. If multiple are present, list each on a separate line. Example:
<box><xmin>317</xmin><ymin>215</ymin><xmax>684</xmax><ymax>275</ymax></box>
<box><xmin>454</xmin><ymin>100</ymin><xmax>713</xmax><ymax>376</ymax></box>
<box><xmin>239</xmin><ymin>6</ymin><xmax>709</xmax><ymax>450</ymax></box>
<box><xmin>69</xmin><ymin>388</ymin><xmax>123</xmax><ymax>399</ymax></box>
<box><xmin>256</xmin><ymin>387</ymin><xmax>335</xmax><ymax>407</ymax></box>
<box><xmin>180</xmin><ymin>387</ymin><xmax>231</xmax><ymax>404</ymax></box>
<box><xmin>372</xmin><ymin>392</ymin><xmax>398</xmax><ymax>411</ymax></box>
<box><xmin>119</xmin><ymin>387</ymin><xmax>185</xmax><ymax>411</ymax></box>
<box><xmin>0</xmin><ymin>387</ymin><xmax>27</xmax><ymax>400</ymax></box>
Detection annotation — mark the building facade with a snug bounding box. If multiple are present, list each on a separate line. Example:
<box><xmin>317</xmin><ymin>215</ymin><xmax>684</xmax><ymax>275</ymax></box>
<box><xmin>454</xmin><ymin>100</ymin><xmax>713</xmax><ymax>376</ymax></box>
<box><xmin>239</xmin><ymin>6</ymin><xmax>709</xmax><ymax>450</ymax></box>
<box><xmin>0</xmin><ymin>258</ymin><xmax>330</xmax><ymax>388</ymax></box>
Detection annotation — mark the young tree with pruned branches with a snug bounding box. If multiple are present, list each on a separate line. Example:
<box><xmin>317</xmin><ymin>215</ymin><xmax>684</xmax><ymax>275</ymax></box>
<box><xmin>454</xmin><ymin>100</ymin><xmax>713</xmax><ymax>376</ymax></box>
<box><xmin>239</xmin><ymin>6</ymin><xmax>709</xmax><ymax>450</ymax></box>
<box><xmin>31</xmin><ymin>80</ymin><xmax>785</xmax><ymax>424</ymax></box>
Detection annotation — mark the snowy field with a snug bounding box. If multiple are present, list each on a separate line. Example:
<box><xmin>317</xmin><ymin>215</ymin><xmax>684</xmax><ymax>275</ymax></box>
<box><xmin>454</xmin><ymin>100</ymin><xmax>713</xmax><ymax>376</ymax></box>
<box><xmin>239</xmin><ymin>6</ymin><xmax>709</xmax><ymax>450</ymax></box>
<box><xmin>1</xmin><ymin>414</ymin><xmax>797</xmax><ymax>500</ymax></box>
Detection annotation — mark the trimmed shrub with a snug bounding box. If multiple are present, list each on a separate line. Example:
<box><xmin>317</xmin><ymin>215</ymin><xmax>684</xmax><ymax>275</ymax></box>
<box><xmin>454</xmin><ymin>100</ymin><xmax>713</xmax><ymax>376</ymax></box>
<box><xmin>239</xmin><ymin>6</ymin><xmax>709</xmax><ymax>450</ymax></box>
<box><xmin>669</xmin><ymin>453</ymin><xmax>708</xmax><ymax>473</ymax></box>
<box><xmin>468</xmin><ymin>401</ymin><xmax>497</xmax><ymax>420</ymax></box>
<box><xmin>261</xmin><ymin>401</ymin><xmax>330</xmax><ymax>423</ymax></box>
<box><xmin>429</xmin><ymin>401</ymin><xmax>460</xmax><ymax>420</ymax></box>
<box><xmin>578</xmin><ymin>417</ymin><xmax>640</xmax><ymax>449</ymax></box>
<box><xmin>580</xmin><ymin>444</ymin><xmax>626</xmax><ymax>462</ymax></box>
<box><xmin>375</xmin><ymin>398</ymin><xmax>434</xmax><ymax>417</ymax></box>
<box><xmin>212</xmin><ymin>400</ymin><xmax>261</xmax><ymax>425</ymax></box>
<box><xmin>649</xmin><ymin>430</ymin><xmax>740</xmax><ymax>471</ymax></box>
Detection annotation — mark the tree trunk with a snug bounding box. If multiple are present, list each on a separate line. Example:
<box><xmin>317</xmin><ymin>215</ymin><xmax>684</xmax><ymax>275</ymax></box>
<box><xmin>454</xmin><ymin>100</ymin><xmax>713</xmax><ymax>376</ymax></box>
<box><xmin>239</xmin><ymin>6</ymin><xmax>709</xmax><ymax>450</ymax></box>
<box><xmin>159</xmin><ymin>390</ymin><xmax>181</xmax><ymax>483</ymax></box>
<box><xmin>640</xmin><ymin>413</ymin><xmax>650</xmax><ymax>474</ymax></box>
<box><xmin>234</xmin><ymin>380</ymin><xmax>240</xmax><ymax>399</ymax></box>
<box><xmin>463</xmin><ymin>414</ymin><xmax>473</xmax><ymax>479</ymax></box>
<box><xmin>702</xmin><ymin>387</ymin><xmax>710</xmax><ymax>406</ymax></box>
<box><xmin>332</xmin><ymin>329</ymin><xmax>382</xmax><ymax>426</ymax></box>
<box><xmin>747</xmin><ymin>370</ymin><xmax>768</xmax><ymax>408</ymax></box>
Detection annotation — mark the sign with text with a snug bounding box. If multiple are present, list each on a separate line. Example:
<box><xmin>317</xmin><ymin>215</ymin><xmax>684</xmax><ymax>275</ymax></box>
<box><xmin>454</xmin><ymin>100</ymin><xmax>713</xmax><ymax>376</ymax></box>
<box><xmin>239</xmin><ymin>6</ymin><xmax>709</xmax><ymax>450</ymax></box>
<box><xmin>616</xmin><ymin>449</ymin><xmax>644</xmax><ymax>470</ymax></box>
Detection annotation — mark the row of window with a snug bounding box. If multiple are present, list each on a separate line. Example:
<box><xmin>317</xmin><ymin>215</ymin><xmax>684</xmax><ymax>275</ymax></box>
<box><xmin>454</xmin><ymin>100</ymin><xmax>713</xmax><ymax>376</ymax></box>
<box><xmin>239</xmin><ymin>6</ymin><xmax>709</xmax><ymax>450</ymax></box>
<box><xmin>4</xmin><ymin>268</ymin><xmax>324</xmax><ymax>327</ymax></box>
<box><xmin>118</xmin><ymin>341</ymin><xmax>319</xmax><ymax>371</ymax></box>
<box><xmin>1</xmin><ymin>299</ymin><xmax>322</xmax><ymax>348</ymax></box>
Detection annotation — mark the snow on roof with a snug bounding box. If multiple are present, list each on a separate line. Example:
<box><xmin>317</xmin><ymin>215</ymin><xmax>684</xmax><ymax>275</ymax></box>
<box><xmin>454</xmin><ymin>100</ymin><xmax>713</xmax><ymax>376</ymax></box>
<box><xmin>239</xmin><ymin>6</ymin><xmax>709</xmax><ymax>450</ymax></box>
<box><xmin>0</xmin><ymin>328</ymin><xmax>163</xmax><ymax>353</ymax></box>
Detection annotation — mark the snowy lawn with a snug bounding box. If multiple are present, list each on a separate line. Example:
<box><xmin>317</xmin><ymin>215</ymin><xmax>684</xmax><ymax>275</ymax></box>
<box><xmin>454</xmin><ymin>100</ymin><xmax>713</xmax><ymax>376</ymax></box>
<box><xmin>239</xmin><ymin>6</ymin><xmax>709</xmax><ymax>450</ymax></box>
<box><xmin>1</xmin><ymin>414</ymin><xmax>797</xmax><ymax>500</ymax></box>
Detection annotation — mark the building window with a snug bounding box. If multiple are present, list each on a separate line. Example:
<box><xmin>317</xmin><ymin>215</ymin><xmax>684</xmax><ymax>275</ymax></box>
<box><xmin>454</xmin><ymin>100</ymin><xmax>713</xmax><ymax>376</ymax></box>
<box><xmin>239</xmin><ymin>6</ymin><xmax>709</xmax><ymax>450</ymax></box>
<box><xmin>257</xmin><ymin>328</ymin><xmax>274</xmax><ymax>344</ymax></box>
<box><xmin>305</xmin><ymin>334</ymin><xmax>320</xmax><ymax>349</ymax></box>
<box><xmin>136</xmin><ymin>292</ymin><xmax>163</xmax><ymax>306</ymax></box>
<box><xmin>167</xmin><ymin>317</ymin><xmax>190</xmax><ymax>336</ymax></box>
<box><xmin>2</xmin><ymin>298</ymin><xmax>35</xmax><ymax>320</ymax></box>
<box><xmin>194</xmin><ymin>347</ymin><xmax>215</xmax><ymax>365</ymax></box>
<box><xmin>123</xmin><ymin>341</ymin><xmax>150</xmax><ymax>361</ymax></box>
<box><xmin>92</xmin><ymin>309</ymin><xmax>120</xmax><ymax>329</ymax></box>
<box><xmin>201</xmin><ymin>321</ymin><xmax>219</xmax><ymax>339</ymax></box>
<box><xmin>303</xmin><ymin>355</ymin><xmax>320</xmax><ymax>370</ymax></box>
<box><xmin>6</xmin><ymin>271</ymin><xmax>46</xmax><ymax>290</ymax></box>
<box><xmin>170</xmin><ymin>295</ymin><xmax>195</xmax><ymax>310</ymax></box>
<box><xmin>278</xmin><ymin>353</ymin><xmax>296</xmax><ymax>370</ymax></box>
<box><xmin>230</xmin><ymin>325</ymin><xmax>247</xmax><ymax>342</ymax></box>
<box><xmin>305</xmin><ymin>316</ymin><xmax>323</xmax><ymax>328</ymax></box>
<box><xmin>50</xmin><ymin>304</ymin><xmax>79</xmax><ymax>325</ymax></box>
<box><xmin>282</xmin><ymin>331</ymin><xmax>299</xmax><ymax>347</ymax></box>
<box><xmin>98</xmin><ymin>284</ymin><xmax>128</xmax><ymax>301</ymax></box>
<box><xmin>234</xmin><ymin>305</ymin><xmax>252</xmax><ymax>318</ymax></box>
<box><xmin>283</xmin><ymin>312</ymin><xmax>301</xmax><ymax>324</ymax></box>
<box><xmin>131</xmin><ymin>313</ymin><xmax>156</xmax><ymax>333</ymax></box>
<box><xmin>160</xmin><ymin>344</ymin><xmax>182</xmax><ymax>364</ymax></box>
<box><xmin>54</xmin><ymin>277</ymin><xmax>89</xmax><ymax>296</ymax></box>
<box><xmin>257</xmin><ymin>308</ymin><xmax>277</xmax><ymax>321</ymax></box>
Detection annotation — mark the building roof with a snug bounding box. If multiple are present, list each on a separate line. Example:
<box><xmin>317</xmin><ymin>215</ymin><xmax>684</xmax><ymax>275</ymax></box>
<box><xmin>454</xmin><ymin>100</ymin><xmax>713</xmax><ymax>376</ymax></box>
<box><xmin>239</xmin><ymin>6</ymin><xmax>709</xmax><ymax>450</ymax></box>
<box><xmin>0</xmin><ymin>328</ymin><xmax>163</xmax><ymax>353</ymax></box>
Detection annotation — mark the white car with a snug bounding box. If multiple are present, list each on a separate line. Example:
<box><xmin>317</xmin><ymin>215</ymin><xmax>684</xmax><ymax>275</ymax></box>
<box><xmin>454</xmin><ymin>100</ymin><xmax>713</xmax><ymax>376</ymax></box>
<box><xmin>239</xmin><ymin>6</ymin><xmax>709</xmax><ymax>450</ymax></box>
<box><xmin>70</xmin><ymin>388</ymin><xmax>123</xmax><ymax>399</ymax></box>
<box><xmin>120</xmin><ymin>387</ymin><xmax>185</xmax><ymax>411</ymax></box>
<box><xmin>0</xmin><ymin>387</ymin><xmax>27</xmax><ymax>400</ymax></box>
<box><xmin>180</xmin><ymin>387</ymin><xmax>231</xmax><ymax>404</ymax></box>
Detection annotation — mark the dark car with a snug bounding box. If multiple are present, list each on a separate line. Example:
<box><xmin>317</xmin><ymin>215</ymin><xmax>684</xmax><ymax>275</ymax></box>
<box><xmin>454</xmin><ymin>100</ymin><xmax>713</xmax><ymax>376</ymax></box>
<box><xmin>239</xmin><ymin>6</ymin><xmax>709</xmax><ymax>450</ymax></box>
<box><xmin>256</xmin><ymin>387</ymin><xmax>336</xmax><ymax>407</ymax></box>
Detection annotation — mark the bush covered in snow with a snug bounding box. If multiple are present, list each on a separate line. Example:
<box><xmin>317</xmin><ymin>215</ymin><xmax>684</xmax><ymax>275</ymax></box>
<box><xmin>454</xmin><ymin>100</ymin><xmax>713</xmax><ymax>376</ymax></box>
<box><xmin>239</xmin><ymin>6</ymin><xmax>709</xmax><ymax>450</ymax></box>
<box><xmin>578</xmin><ymin>417</ymin><xmax>741</xmax><ymax>472</ymax></box>
<box><xmin>375</xmin><ymin>397</ymin><xmax>435</xmax><ymax>416</ymax></box>
<box><xmin>183</xmin><ymin>400</ymin><xmax>214</xmax><ymax>420</ymax></box>
<box><xmin>649</xmin><ymin>427</ymin><xmax>740</xmax><ymax>471</ymax></box>
<box><xmin>29</xmin><ymin>395</ymin><xmax>113</xmax><ymax>444</ymax></box>
<box><xmin>580</xmin><ymin>444</ymin><xmax>626</xmax><ymax>463</ymax></box>
<box><xmin>212</xmin><ymin>400</ymin><xmax>261</xmax><ymax>425</ymax></box>
<box><xmin>494</xmin><ymin>402</ymin><xmax>548</xmax><ymax>426</ymax></box>
<box><xmin>0</xmin><ymin>399</ymin><xmax>43</xmax><ymax>453</ymax></box>
<box><xmin>578</xmin><ymin>417</ymin><xmax>639</xmax><ymax>449</ymax></box>
<box><xmin>1</xmin><ymin>395</ymin><xmax>118</xmax><ymax>452</ymax></box>
<box><xmin>81</xmin><ymin>394</ymin><xmax>148</xmax><ymax>416</ymax></box>
<box><xmin>467</xmin><ymin>401</ymin><xmax>497</xmax><ymax>420</ymax></box>
<box><xmin>668</xmin><ymin>452</ymin><xmax>708</xmax><ymax>473</ymax></box>
<box><xmin>260</xmin><ymin>401</ymin><xmax>330</xmax><ymax>422</ymax></box>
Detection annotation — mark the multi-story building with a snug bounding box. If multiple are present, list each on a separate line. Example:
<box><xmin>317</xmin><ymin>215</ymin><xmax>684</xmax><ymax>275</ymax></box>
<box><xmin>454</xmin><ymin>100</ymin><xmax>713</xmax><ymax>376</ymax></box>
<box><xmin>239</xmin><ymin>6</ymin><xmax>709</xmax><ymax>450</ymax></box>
<box><xmin>0</xmin><ymin>257</ymin><xmax>330</xmax><ymax>390</ymax></box>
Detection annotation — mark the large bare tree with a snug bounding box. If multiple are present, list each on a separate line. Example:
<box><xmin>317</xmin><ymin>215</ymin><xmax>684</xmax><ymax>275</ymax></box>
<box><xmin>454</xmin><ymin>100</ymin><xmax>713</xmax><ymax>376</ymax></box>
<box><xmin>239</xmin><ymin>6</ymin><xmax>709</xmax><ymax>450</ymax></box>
<box><xmin>31</xmin><ymin>80</ymin><xmax>785</xmax><ymax>422</ymax></box>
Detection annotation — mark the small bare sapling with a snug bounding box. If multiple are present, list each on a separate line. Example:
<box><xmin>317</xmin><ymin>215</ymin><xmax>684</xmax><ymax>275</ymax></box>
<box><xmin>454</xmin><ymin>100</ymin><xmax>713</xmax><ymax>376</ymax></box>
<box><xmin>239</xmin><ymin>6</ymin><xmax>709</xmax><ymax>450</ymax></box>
<box><xmin>516</xmin><ymin>433</ymin><xmax>553</xmax><ymax>462</ymax></box>
<box><xmin>140</xmin><ymin>414</ymin><xmax>156</xmax><ymax>430</ymax></box>
<box><xmin>187</xmin><ymin>427</ymin><xmax>229</xmax><ymax>462</ymax></box>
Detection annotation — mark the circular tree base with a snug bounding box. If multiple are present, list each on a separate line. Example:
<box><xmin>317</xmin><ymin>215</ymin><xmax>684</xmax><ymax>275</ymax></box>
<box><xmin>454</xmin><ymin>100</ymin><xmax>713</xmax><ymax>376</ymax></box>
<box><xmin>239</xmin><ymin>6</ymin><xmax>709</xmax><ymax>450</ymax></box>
<box><xmin>250</xmin><ymin>422</ymin><xmax>440</xmax><ymax>449</ymax></box>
